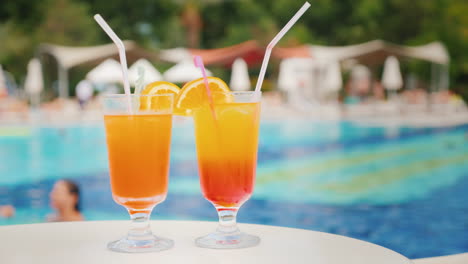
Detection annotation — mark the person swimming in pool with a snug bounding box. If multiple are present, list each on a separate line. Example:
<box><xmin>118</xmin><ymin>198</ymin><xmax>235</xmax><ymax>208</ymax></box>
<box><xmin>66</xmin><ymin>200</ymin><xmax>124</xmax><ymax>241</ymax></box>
<box><xmin>47</xmin><ymin>179</ymin><xmax>84</xmax><ymax>222</ymax></box>
<box><xmin>0</xmin><ymin>205</ymin><xmax>15</xmax><ymax>218</ymax></box>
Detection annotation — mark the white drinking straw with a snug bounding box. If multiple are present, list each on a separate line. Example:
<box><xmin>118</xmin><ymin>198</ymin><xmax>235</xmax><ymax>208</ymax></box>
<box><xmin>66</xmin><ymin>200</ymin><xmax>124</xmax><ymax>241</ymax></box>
<box><xmin>254</xmin><ymin>2</ymin><xmax>311</xmax><ymax>95</ymax></box>
<box><xmin>94</xmin><ymin>14</ymin><xmax>132</xmax><ymax>113</ymax></box>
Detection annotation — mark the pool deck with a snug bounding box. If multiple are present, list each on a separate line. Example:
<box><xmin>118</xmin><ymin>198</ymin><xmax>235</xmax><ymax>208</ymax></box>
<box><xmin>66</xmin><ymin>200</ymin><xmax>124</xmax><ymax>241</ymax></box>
<box><xmin>1</xmin><ymin>101</ymin><xmax>467</xmax><ymax>128</ymax></box>
<box><xmin>260</xmin><ymin>101</ymin><xmax>468</xmax><ymax>128</ymax></box>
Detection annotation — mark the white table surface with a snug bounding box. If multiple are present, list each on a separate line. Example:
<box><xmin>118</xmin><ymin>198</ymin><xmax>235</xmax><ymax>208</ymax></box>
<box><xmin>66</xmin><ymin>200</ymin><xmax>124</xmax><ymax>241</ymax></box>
<box><xmin>0</xmin><ymin>220</ymin><xmax>412</xmax><ymax>264</ymax></box>
<box><xmin>413</xmin><ymin>253</ymin><xmax>468</xmax><ymax>264</ymax></box>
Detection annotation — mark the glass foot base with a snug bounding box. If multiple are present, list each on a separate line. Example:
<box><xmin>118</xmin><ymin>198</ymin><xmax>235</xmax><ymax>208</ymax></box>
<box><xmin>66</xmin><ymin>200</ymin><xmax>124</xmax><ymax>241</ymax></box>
<box><xmin>108</xmin><ymin>235</ymin><xmax>174</xmax><ymax>253</ymax></box>
<box><xmin>195</xmin><ymin>231</ymin><xmax>260</xmax><ymax>249</ymax></box>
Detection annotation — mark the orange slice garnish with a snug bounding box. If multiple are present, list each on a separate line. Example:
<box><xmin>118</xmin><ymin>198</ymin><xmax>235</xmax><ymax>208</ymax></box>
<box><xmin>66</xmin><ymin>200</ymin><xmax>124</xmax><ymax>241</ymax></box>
<box><xmin>139</xmin><ymin>81</ymin><xmax>180</xmax><ymax>111</ymax></box>
<box><xmin>175</xmin><ymin>77</ymin><xmax>231</xmax><ymax>116</ymax></box>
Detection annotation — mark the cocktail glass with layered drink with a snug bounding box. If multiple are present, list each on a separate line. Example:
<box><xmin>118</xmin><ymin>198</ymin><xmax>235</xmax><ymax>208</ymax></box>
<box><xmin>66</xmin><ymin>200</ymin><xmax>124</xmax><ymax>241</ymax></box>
<box><xmin>178</xmin><ymin>5</ymin><xmax>309</xmax><ymax>247</ymax></box>
<box><xmin>175</xmin><ymin>79</ymin><xmax>261</xmax><ymax>248</ymax></box>
<box><xmin>102</xmin><ymin>92</ymin><xmax>175</xmax><ymax>253</ymax></box>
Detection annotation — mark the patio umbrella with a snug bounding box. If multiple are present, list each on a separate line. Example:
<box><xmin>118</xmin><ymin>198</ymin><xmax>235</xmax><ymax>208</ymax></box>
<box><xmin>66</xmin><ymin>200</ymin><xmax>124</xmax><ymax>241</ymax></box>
<box><xmin>24</xmin><ymin>58</ymin><xmax>44</xmax><ymax>107</ymax></box>
<box><xmin>76</xmin><ymin>80</ymin><xmax>94</xmax><ymax>103</ymax></box>
<box><xmin>128</xmin><ymin>59</ymin><xmax>163</xmax><ymax>86</ymax></box>
<box><xmin>324</xmin><ymin>61</ymin><xmax>342</xmax><ymax>93</ymax></box>
<box><xmin>86</xmin><ymin>59</ymin><xmax>123</xmax><ymax>84</ymax></box>
<box><xmin>163</xmin><ymin>60</ymin><xmax>212</xmax><ymax>83</ymax></box>
<box><xmin>278</xmin><ymin>58</ymin><xmax>299</xmax><ymax>92</ymax></box>
<box><xmin>158</xmin><ymin>47</ymin><xmax>192</xmax><ymax>63</ymax></box>
<box><xmin>229</xmin><ymin>58</ymin><xmax>250</xmax><ymax>91</ymax></box>
<box><xmin>24</xmin><ymin>59</ymin><xmax>44</xmax><ymax>95</ymax></box>
<box><xmin>0</xmin><ymin>65</ymin><xmax>7</xmax><ymax>97</ymax></box>
<box><xmin>382</xmin><ymin>56</ymin><xmax>403</xmax><ymax>91</ymax></box>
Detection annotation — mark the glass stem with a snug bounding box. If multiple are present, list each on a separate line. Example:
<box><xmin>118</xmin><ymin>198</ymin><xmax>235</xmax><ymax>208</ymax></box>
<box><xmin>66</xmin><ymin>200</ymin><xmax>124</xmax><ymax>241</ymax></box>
<box><xmin>216</xmin><ymin>208</ymin><xmax>240</xmax><ymax>234</ymax></box>
<box><xmin>127</xmin><ymin>209</ymin><xmax>154</xmax><ymax>241</ymax></box>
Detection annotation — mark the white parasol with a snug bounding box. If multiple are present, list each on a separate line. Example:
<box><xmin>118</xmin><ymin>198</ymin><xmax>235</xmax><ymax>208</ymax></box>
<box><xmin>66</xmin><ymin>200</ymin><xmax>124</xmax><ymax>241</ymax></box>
<box><xmin>229</xmin><ymin>58</ymin><xmax>251</xmax><ymax>91</ymax></box>
<box><xmin>382</xmin><ymin>56</ymin><xmax>403</xmax><ymax>91</ymax></box>
<box><xmin>163</xmin><ymin>60</ymin><xmax>212</xmax><ymax>83</ymax></box>
<box><xmin>86</xmin><ymin>59</ymin><xmax>123</xmax><ymax>84</ymax></box>
<box><xmin>128</xmin><ymin>59</ymin><xmax>163</xmax><ymax>86</ymax></box>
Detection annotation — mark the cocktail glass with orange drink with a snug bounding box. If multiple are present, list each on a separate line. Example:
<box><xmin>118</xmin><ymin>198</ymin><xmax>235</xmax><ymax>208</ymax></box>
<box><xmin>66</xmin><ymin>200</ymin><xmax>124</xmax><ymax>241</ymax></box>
<box><xmin>102</xmin><ymin>82</ymin><xmax>179</xmax><ymax>253</ymax></box>
<box><xmin>175</xmin><ymin>77</ymin><xmax>261</xmax><ymax>249</ymax></box>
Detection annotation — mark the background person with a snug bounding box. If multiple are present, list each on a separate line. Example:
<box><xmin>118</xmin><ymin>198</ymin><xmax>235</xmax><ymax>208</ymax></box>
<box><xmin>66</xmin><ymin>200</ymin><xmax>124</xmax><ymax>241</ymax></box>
<box><xmin>47</xmin><ymin>179</ymin><xmax>84</xmax><ymax>222</ymax></box>
<box><xmin>0</xmin><ymin>205</ymin><xmax>15</xmax><ymax>218</ymax></box>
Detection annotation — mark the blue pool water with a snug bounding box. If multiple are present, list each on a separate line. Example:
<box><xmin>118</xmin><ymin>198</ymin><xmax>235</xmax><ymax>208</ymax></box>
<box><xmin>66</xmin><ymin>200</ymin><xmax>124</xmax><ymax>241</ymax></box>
<box><xmin>0</xmin><ymin>119</ymin><xmax>467</xmax><ymax>259</ymax></box>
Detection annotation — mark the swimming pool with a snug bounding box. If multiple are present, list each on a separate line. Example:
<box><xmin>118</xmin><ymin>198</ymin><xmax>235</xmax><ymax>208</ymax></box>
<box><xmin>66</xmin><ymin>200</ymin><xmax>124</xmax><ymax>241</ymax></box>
<box><xmin>0</xmin><ymin>119</ymin><xmax>467</xmax><ymax>258</ymax></box>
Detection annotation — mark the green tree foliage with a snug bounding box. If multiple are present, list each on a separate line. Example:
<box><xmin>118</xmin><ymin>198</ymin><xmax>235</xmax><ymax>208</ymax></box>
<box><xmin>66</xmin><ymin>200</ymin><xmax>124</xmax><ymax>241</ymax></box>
<box><xmin>0</xmin><ymin>0</ymin><xmax>467</xmax><ymax>100</ymax></box>
<box><xmin>36</xmin><ymin>0</ymin><xmax>99</xmax><ymax>46</ymax></box>
<box><xmin>0</xmin><ymin>0</ymin><xmax>100</xmax><ymax>82</ymax></box>
<box><xmin>82</xmin><ymin>0</ymin><xmax>182</xmax><ymax>47</ymax></box>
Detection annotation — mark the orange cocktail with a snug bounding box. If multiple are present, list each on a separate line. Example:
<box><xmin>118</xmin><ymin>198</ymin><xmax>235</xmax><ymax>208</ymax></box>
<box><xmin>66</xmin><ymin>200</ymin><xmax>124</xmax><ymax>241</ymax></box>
<box><xmin>172</xmin><ymin>77</ymin><xmax>261</xmax><ymax>248</ymax></box>
<box><xmin>102</xmin><ymin>91</ymin><xmax>176</xmax><ymax>253</ymax></box>
<box><xmin>191</xmin><ymin>90</ymin><xmax>261</xmax><ymax>249</ymax></box>
<box><xmin>194</xmin><ymin>102</ymin><xmax>260</xmax><ymax>208</ymax></box>
<box><xmin>104</xmin><ymin>114</ymin><xmax>172</xmax><ymax>211</ymax></box>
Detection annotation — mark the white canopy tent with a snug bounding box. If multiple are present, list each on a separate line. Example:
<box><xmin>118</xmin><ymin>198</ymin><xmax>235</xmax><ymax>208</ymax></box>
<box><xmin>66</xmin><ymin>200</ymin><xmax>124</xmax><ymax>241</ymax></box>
<box><xmin>278</xmin><ymin>58</ymin><xmax>319</xmax><ymax>93</ymax></box>
<box><xmin>86</xmin><ymin>59</ymin><xmax>123</xmax><ymax>84</ymax></box>
<box><xmin>309</xmin><ymin>40</ymin><xmax>449</xmax><ymax>65</ymax></box>
<box><xmin>308</xmin><ymin>40</ymin><xmax>450</xmax><ymax>92</ymax></box>
<box><xmin>39</xmin><ymin>41</ymin><xmax>155</xmax><ymax>98</ymax></box>
<box><xmin>128</xmin><ymin>59</ymin><xmax>163</xmax><ymax>86</ymax></box>
<box><xmin>229</xmin><ymin>58</ymin><xmax>250</xmax><ymax>91</ymax></box>
<box><xmin>278</xmin><ymin>58</ymin><xmax>342</xmax><ymax>105</ymax></box>
<box><xmin>163</xmin><ymin>60</ymin><xmax>212</xmax><ymax>83</ymax></box>
<box><xmin>278</xmin><ymin>40</ymin><xmax>450</xmax><ymax>107</ymax></box>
